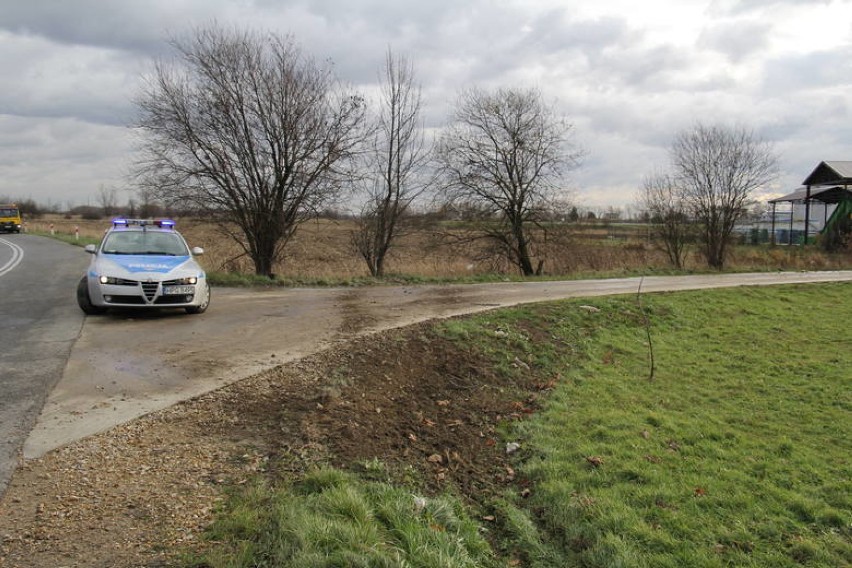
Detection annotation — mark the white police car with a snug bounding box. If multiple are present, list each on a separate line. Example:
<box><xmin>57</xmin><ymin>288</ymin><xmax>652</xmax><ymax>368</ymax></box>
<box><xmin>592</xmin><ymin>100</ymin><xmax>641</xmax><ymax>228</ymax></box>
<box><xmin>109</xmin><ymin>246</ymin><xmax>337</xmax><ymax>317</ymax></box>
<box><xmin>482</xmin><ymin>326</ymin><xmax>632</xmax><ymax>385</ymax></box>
<box><xmin>77</xmin><ymin>218</ymin><xmax>210</xmax><ymax>315</ymax></box>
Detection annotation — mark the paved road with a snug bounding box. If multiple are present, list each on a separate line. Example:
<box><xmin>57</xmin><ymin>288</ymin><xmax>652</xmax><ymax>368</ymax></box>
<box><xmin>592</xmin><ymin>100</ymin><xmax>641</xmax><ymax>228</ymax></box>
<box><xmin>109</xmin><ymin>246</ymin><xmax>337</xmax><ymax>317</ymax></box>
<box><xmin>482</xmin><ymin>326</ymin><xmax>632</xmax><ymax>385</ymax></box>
<box><xmin>0</xmin><ymin>234</ymin><xmax>87</xmax><ymax>495</ymax></box>
<box><xmin>22</xmin><ymin>267</ymin><xmax>852</xmax><ymax>467</ymax></box>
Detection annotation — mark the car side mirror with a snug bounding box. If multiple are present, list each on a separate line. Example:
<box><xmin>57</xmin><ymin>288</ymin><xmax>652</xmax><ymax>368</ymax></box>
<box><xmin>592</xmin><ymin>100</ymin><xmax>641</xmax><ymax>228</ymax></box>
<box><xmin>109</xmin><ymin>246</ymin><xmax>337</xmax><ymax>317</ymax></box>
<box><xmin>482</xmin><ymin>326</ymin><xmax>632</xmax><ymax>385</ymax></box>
<box><xmin>84</xmin><ymin>244</ymin><xmax>97</xmax><ymax>254</ymax></box>
<box><xmin>191</xmin><ymin>246</ymin><xmax>204</xmax><ymax>256</ymax></box>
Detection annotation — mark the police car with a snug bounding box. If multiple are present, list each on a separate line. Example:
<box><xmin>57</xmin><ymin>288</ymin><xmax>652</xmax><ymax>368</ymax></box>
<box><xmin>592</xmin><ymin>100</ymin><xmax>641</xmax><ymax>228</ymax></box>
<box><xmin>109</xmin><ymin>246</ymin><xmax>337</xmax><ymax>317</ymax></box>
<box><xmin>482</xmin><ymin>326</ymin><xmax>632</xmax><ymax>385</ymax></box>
<box><xmin>76</xmin><ymin>218</ymin><xmax>210</xmax><ymax>315</ymax></box>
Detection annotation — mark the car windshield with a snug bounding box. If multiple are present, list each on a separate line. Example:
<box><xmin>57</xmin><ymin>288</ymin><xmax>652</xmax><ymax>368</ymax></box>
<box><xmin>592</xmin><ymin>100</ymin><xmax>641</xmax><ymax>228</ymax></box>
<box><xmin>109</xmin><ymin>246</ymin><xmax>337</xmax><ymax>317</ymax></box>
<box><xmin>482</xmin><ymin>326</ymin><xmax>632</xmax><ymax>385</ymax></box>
<box><xmin>0</xmin><ymin>208</ymin><xmax>18</xmax><ymax>217</ymax></box>
<box><xmin>101</xmin><ymin>231</ymin><xmax>189</xmax><ymax>256</ymax></box>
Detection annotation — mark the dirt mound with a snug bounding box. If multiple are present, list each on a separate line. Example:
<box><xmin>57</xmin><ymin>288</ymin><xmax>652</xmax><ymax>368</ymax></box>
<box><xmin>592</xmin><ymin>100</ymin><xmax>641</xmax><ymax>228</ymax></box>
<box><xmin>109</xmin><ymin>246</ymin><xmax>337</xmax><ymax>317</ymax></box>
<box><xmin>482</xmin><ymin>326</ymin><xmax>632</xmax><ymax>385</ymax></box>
<box><xmin>274</xmin><ymin>323</ymin><xmax>545</xmax><ymax>494</ymax></box>
<box><xmin>0</xmin><ymin>320</ymin><xmax>546</xmax><ymax>567</ymax></box>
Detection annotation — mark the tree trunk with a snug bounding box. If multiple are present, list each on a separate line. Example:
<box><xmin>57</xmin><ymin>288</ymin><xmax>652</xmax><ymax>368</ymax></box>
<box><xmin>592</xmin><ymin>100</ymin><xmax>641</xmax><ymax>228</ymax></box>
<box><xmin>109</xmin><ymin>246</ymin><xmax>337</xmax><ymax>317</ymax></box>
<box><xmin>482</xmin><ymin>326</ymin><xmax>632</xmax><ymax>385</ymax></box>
<box><xmin>513</xmin><ymin>221</ymin><xmax>535</xmax><ymax>276</ymax></box>
<box><xmin>251</xmin><ymin>231</ymin><xmax>279</xmax><ymax>278</ymax></box>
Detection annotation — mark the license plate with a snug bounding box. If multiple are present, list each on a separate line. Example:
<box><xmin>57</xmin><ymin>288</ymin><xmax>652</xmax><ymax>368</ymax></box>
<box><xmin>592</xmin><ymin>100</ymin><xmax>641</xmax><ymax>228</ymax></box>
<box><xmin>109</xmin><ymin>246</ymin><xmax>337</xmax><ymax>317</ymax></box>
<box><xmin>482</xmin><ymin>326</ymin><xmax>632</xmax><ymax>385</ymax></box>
<box><xmin>163</xmin><ymin>285</ymin><xmax>194</xmax><ymax>295</ymax></box>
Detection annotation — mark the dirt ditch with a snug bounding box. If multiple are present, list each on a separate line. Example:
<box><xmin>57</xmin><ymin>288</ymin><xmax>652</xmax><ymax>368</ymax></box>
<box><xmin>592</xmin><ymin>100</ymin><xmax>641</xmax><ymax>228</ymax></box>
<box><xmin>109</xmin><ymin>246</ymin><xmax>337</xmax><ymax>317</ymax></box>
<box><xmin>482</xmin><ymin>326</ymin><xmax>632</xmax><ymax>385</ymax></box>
<box><xmin>0</xmin><ymin>321</ymin><xmax>548</xmax><ymax>567</ymax></box>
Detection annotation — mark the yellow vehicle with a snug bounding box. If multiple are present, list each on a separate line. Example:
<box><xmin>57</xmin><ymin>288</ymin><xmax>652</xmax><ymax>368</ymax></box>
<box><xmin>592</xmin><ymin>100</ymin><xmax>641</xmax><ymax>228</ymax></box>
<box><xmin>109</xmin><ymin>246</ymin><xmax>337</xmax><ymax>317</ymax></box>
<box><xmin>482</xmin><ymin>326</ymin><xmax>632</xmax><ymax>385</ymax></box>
<box><xmin>0</xmin><ymin>204</ymin><xmax>22</xmax><ymax>233</ymax></box>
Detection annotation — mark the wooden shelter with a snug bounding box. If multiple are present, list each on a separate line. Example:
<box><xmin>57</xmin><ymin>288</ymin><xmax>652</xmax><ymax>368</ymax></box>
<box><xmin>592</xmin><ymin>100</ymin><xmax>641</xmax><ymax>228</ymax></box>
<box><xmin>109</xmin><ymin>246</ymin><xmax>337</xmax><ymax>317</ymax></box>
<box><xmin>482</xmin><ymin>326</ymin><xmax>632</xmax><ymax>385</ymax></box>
<box><xmin>768</xmin><ymin>161</ymin><xmax>852</xmax><ymax>244</ymax></box>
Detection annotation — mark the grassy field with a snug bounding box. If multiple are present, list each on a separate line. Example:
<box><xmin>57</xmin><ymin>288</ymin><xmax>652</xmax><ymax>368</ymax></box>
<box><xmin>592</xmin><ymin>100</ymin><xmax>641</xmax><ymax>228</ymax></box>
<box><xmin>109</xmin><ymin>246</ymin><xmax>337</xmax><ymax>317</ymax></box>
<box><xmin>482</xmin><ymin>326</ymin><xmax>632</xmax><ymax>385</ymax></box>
<box><xmin>25</xmin><ymin>215</ymin><xmax>852</xmax><ymax>282</ymax></box>
<box><xmin>192</xmin><ymin>283</ymin><xmax>851</xmax><ymax>567</ymax></box>
<box><xmin>502</xmin><ymin>284</ymin><xmax>851</xmax><ymax>567</ymax></box>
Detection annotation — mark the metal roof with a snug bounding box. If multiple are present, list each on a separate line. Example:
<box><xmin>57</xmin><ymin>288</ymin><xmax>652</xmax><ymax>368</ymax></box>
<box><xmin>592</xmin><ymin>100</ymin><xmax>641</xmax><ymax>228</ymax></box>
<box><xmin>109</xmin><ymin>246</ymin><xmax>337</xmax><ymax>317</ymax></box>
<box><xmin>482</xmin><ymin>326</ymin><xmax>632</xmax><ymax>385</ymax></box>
<box><xmin>769</xmin><ymin>185</ymin><xmax>852</xmax><ymax>204</ymax></box>
<box><xmin>801</xmin><ymin>161</ymin><xmax>852</xmax><ymax>186</ymax></box>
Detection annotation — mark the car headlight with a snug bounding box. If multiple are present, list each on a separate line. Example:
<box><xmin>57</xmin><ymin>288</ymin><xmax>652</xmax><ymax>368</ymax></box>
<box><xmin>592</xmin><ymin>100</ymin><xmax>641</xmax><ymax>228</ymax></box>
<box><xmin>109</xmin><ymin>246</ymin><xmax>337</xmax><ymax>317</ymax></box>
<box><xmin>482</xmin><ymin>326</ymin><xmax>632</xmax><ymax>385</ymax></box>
<box><xmin>99</xmin><ymin>275</ymin><xmax>120</xmax><ymax>284</ymax></box>
<box><xmin>173</xmin><ymin>276</ymin><xmax>198</xmax><ymax>285</ymax></box>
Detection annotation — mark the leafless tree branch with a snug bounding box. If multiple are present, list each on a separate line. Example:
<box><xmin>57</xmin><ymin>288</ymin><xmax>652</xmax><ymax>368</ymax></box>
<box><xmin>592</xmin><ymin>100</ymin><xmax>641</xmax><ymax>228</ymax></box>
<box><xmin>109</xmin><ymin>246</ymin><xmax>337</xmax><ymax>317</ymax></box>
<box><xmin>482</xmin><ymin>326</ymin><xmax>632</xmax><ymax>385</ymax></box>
<box><xmin>671</xmin><ymin>123</ymin><xmax>777</xmax><ymax>269</ymax></box>
<box><xmin>352</xmin><ymin>49</ymin><xmax>430</xmax><ymax>277</ymax></box>
<box><xmin>133</xmin><ymin>25</ymin><xmax>367</xmax><ymax>277</ymax></box>
<box><xmin>435</xmin><ymin>87</ymin><xmax>582</xmax><ymax>276</ymax></box>
<box><xmin>639</xmin><ymin>171</ymin><xmax>691</xmax><ymax>269</ymax></box>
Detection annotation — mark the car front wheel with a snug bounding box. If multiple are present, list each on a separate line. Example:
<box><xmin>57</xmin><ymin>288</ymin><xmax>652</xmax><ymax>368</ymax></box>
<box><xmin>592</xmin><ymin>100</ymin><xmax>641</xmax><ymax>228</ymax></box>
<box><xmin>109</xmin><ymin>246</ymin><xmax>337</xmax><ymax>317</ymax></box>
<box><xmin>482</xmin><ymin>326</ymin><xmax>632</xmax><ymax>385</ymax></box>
<box><xmin>76</xmin><ymin>276</ymin><xmax>106</xmax><ymax>315</ymax></box>
<box><xmin>185</xmin><ymin>282</ymin><xmax>210</xmax><ymax>314</ymax></box>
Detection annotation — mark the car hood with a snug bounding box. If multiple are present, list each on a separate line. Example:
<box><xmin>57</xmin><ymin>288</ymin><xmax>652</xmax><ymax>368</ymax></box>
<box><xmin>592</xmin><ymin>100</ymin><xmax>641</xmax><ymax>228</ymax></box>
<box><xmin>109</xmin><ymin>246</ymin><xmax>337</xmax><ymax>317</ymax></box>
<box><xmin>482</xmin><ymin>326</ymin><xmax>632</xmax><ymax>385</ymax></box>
<box><xmin>94</xmin><ymin>254</ymin><xmax>202</xmax><ymax>280</ymax></box>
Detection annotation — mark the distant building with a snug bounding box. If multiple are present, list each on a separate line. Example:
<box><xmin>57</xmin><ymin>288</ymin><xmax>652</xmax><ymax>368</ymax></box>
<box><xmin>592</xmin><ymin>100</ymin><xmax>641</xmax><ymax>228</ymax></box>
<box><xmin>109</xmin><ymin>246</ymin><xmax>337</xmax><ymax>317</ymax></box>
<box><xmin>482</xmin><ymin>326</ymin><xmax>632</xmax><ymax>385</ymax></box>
<box><xmin>746</xmin><ymin>161</ymin><xmax>852</xmax><ymax>245</ymax></box>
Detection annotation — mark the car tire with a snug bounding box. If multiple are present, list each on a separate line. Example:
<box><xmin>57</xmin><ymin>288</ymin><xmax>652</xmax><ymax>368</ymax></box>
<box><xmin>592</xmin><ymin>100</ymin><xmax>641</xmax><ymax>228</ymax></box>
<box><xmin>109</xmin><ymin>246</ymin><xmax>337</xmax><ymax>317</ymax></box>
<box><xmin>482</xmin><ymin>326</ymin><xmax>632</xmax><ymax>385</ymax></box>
<box><xmin>185</xmin><ymin>282</ymin><xmax>210</xmax><ymax>314</ymax></box>
<box><xmin>76</xmin><ymin>276</ymin><xmax>106</xmax><ymax>315</ymax></box>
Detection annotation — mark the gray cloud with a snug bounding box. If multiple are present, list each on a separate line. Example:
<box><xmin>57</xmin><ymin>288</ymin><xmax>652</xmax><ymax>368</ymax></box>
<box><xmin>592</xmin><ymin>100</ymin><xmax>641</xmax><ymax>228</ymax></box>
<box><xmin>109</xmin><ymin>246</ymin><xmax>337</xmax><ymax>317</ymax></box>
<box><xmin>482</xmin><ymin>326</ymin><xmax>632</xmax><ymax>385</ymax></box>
<box><xmin>0</xmin><ymin>0</ymin><xmax>229</xmax><ymax>54</ymax></box>
<box><xmin>713</xmin><ymin>0</ymin><xmax>834</xmax><ymax>16</ymax></box>
<box><xmin>0</xmin><ymin>116</ymin><xmax>134</xmax><ymax>202</ymax></box>
<box><xmin>0</xmin><ymin>0</ymin><xmax>850</xmax><ymax>207</ymax></box>
<box><xmin>0</xmin><ymin>32</ymin><xmax>141</xmax><ymax>125</ymax></box>
<box><xmin>698</xmin><ymin>20</ymin><xmax>771</xmax><ymax>62</ymax></box>
<box><xmin>762</xmin><ymin>48</ymin><xmax>852</xmax><ymax>92</ymax></box>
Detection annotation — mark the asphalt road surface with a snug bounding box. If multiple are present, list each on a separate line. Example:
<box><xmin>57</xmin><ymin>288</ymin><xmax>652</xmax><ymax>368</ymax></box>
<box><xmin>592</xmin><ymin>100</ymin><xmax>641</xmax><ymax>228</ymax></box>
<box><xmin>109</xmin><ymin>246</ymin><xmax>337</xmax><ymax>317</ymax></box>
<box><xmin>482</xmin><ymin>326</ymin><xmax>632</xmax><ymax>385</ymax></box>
<box><xmin>0</xmin><ymin>234</ymin><xmax>88</xmax><ymax>495</ymax></box>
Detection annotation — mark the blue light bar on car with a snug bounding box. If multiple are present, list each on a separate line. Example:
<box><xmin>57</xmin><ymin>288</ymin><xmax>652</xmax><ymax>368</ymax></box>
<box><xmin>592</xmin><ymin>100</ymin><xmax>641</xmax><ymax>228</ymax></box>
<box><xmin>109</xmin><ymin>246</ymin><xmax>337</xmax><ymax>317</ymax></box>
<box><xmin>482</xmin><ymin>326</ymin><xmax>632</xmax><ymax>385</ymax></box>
<box><xmin>110</xmin><ymin>218</ymin><xmax>176</xmax><ymax>229</ymax></box>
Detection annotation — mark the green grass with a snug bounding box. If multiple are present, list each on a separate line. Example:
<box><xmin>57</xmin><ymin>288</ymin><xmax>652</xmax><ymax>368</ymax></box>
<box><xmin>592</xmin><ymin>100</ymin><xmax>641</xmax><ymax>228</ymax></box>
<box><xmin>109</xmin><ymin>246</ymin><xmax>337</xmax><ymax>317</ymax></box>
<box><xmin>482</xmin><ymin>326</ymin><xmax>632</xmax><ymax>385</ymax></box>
<box><xmin>499</xmin><ymin>283</ymin><xmax>852</xmax><ymax>567</ymax></box>
<box><xmin>191</xmin><ymin>468</ymin><xmax>496</xmax><ymax>567</ymax></box>
<box><xmin>193</xmin><ymin>283</ymin><xmax>851</xmax><ymax>567</ymax></box>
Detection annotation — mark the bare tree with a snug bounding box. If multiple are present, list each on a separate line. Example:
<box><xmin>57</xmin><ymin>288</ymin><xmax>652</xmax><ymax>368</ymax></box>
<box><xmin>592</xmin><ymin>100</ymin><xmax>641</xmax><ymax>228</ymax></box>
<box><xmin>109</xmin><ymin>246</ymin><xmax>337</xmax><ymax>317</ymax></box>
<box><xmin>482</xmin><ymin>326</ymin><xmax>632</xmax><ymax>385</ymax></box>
<box><xmin>436</xmin><ymin>87</ymin><xmax>581</xmax><ymax>276</ymax></box>
<box><xmin>603</xmin><ymin>206</ymin><xmax>623</xmax><ymax>221</ymax></box>
<box><xmin>671</xmin><ymin>123</ymin><xmax>777</xmax><ymax>269</ymax></box>
<box><xmin>134</xmin><ymin>25</ymin><xmax>366</xmax><ymax>277</ymax></box>
<box><xmin>352</xmin><ymin>49</ymin><xmax>429</xmax><ymax>277</ymax></box>
<box><xmin>136</xmin><ymin>186</ymin><xmax>161</xmax><ymax>218</ymax></box>
<box><xmin>639</xmin><ymin>171</ymin><xmax>691</xmax><ymax>269</ymax></box>
<box><xmin>97</xmin><ymin>185</ymin><xmax>119</xmax><ymax>217</ymax></box>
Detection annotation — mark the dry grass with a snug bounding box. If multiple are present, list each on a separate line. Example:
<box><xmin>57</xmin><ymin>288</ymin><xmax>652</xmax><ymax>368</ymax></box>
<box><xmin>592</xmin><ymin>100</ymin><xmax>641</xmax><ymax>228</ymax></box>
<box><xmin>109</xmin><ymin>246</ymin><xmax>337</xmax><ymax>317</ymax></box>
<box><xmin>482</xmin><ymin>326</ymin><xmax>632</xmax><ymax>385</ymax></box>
<box><xmin>25</xmin><ymin>215</ymin><xmax>852</xmax><ymax>280</ymax></box>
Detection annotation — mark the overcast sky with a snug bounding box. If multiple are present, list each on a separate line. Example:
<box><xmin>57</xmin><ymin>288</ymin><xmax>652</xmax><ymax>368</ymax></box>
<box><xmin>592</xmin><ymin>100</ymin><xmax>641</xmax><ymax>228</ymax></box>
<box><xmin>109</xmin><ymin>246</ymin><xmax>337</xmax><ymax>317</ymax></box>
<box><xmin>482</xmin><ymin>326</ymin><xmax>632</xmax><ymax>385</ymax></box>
<box><xmin>1</xmin><ymin>0</ymin><xmax>850</xmax><ymax>210</ymax></box>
